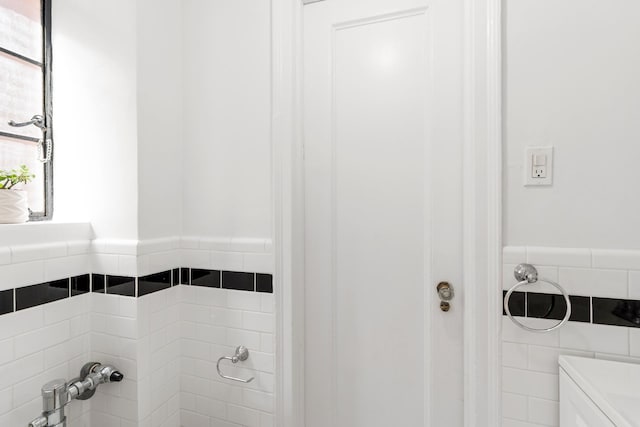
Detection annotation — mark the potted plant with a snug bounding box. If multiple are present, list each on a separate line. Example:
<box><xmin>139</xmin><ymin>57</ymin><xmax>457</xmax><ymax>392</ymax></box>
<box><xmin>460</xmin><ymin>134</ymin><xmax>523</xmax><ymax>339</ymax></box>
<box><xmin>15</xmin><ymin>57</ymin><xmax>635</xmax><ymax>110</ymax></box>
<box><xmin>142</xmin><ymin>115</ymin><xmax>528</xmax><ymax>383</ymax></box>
<box><xmin>0</xmin><ymin>165</ymin><xmax>35</xmax><ymax>223</ymax></box>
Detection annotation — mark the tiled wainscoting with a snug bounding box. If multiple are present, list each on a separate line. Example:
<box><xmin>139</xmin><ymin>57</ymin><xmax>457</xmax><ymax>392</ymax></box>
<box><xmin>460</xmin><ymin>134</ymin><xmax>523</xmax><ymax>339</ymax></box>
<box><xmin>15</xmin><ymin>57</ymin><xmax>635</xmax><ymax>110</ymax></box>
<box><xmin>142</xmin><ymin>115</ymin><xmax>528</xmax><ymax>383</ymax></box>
<box><xmin>0</xmin><ymin>294</ymin><xmax>92</xmax><ymax>426</ymax></box>
<box><xmin>502</xmin><ymin>246</ymin><xmax>640</xmax><ymax>427</ymax></box>
<box><xmin>0</xmin><ymin>236</ymin><xmax>274</xmax><ymax>427</ymax></box>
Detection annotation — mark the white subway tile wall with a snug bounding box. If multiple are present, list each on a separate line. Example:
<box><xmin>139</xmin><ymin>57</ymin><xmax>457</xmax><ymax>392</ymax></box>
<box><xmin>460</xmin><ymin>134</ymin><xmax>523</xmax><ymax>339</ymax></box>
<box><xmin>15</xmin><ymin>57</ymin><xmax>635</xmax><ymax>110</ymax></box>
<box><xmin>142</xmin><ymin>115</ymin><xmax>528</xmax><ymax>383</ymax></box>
<box><xmin>502</xmin><ymin>246</ymin><xmax>640</xmax><ymax>427</ymax></box>
<box><xmin>0</xmin><ymin>295</ymin><xmax>91</xmax><ymax>427</ymax></box>
<box><xmin>180</xmin><ymin>286</ymin><xmax>275</xmax><ymax>427</ymax></box>
<box><xmin>0</xmin><ymin>237</ymin><xmax>274</xmax><ymax>427</ymax></box>
<box><xmin>0</xmin><ymin>240</ymin><xmax>91</xmax><ymax>291</ymax></box>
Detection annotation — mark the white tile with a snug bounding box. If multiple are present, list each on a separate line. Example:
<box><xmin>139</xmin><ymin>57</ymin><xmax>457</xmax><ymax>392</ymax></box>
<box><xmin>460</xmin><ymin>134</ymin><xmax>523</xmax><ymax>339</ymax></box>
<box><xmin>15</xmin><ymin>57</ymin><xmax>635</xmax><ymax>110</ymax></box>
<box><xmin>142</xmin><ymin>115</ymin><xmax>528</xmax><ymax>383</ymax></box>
<box><xmin>67</xmin><ymin>240</ymin><xmax>91</xmax><ymax>255</ymax></box>
<box><xmin>195</xmin><ymin>324</ymin><xmax>226</xmax><ymax>344</ymax></box>
<box><xmin>210</xmin><ymin>251</ymin><xmax>243</xmax><ymax>271</ymax></box>
<box><xmin>180</xmin><ymin>237</ymin><xmax>201</xmax><ymax>250</ymax></box>
<box><xmin>592</xmin><ymin>249</ymin><xmax>640</xmax><ymax>270</ymax></box>
<box><xmin>527</xmin><ymin>346</ymin><xmax>593</xmax><ymax>374</ymax></box>
<box><xmin>629</xmin><ymin>328</ymin><xmax>640</xmax><ymax>357</ymax></box>
<box><xmin>181</xmin><ymin>304</ymin><xmax>211</xmax><ymax>324</ymax></box>
<box><xmin>260</xmin><ymin>413</ymin><xmax>275</xmax><ymax>427</ymax></box>
<box><xmin>181</xmin><ymin>250</ymin><xmax>211</xmax><ymax>269</ymax></box>
<box><xmin>528</xmin><ymin>397</ymin><xmax>559</xmax><ymax>426</ymax></box>
<box><xmin>0</xmin><ymin>307</ymin><xmax>44</xmax><ymax>341</ymax></box>
<box><xmin>10</xmin><ymin>242</ymin><xmax>67</xmax><ymax>263</ymax></box>
<box><xmin>503</xmin><ymin>264</ymin><xmax>518</xmax><ymax>290</ymax></box>
<box><xmin>107</xmin><ymin>395</ymin><xmax>138</xmax><ymax>422</ymax></box>
<box><xmin>45</xmin><ymin>336</ymin><xmax>86</xmax><ymax>370</ymax></box>
<box><xmin>0</xmin><ymin>338</ymin><xmax>13</xmax><ymax>365</ymax></box>
<box><xmin>230</xmin><ymin>237</ymin><xmax>268</xmax><ymax>253</ymax></box>
<box><xmin>13</xmin><ymin>362</ymin><xmax>67</xmax><ymax>407</ymax></box>
<box><xmin>559</xmin><ymin>323</ymin><xmax>628</xmax><ymax>354</ymax></box>
<box><xmin>558</xmin><ymin>267</ymin><xmax>628</xmax><ymax>298</ymax></box>
<box><xmin>91</xmin><ymin>293</ymin><xmax>121</xmax><ymax>315</ymax></box>
<box><xmin>181</xmin><ymin>409</ymin><xmax>209</xmax><ymax>427</ymax></box>
<box><xmin>527</xmin><ymin>247</ymin><xmax>591</xmax><ymax>268</ymax></box>
<box><xmin>243</xmin><ymin>389</ymin><xmax>274</xmax><ymax>413</ymax></box>
<box><xmin>628</xmin><ymin>271</ymin><xmax>640</xmax><ymax>299</ymax></box>
<box><xmin>260</xmin><ymin>294</ymin><xmax>274</xmax><ymax>314</ymax></box>
<box><xmin>92</xmin><ymin>238</ymin><xmax>138</xmax><ymax>256</ymax></box>
<box><xmin>0</xmin><ymin>387</ymin><xmax>12</xmax><ymax>416</ymax></box>
<box><xmin>503</xmin><ymin>246</ymin><xmax>527</xmax><ymax>265</ymax></box>
<box><xmin>243</xmin><ymin>312</ymin><xmax>273</xmax><ymax>333</ymax></box>
<box><xmin>502</xmin><ymin>392</ymin><xmax>527</xmax><ymax>421</ymax></box>
<box><xmin>502</xmin><ymin>317</ymin><xmax>559</xmax><ymax>347</ymax></box>
<box><xmin>44</xmin><ymin>296</ymin><xmax>87</xmax><ymax>324</ymax></box>
<box><xmin>181</xmin><ymin>339</ymin><xmax>211</xmax><ymax>360</ymax></box>
<box><xmin>15</xmin><ymin>321</ymin><xmax>70</xmax><ymax>358</ymax></box>
<box><xmin>144</xmin><ymin>251</ymin><xmax>179</xmax><ymax>276</ymax></box>
<box><xmin>118</xmin><ymin>255</ymin><xmax>138</xmax><ymax>276</ymax></box>
<box><xmin>227</xmin><ymin>403</ymin><xmax>260</xmax><ymax>427</ymax></box>
<box><xmin>226</xmin><ymin>328</ymin><xmax>261</xmax><ymax>351</ymax></box>
<box><xmin>198</xmin><ymin>237</ymin><xmax>231</xmax><ymax>251</ymax></box>
<box><xmin>0</xmin><ymin>351</ymin><xmax>43</xmax><ymax>390</ymax></box>
<box><xmin>0</xmin><ymin>261</ymin><xmax>45</xmax><ymax>290</ymax></box>
<box><xmin>260</xmin><ymin>333</ymin><xmax>274</xmax><ymax>354</ymax></box>
<box><xmin>227</xmin><ymin>291</ymin><xmax>262</xmax><ymax>312</ymax></box>
<box><xmin>119</xmin><ymin>297</ymin><xmax>138</xmax><ymax>318</ymax></box>
<box><xmin>502</xmin><ymin>367</ymin><xmax>558</xmax><ymax>401</ymax></box>
<box><xmin>210</xmin><ymin>307</ymin><xmax>242</xmax><ymax>329</ymax></box>
<box><xmin>44</xmin><ymin>255</ymin><xmax>90</xmax><ymax>282</ymax></box>
<box><xmin>92</xmin><ymin>254</ymin><xmax>119</xmax><ymax>275</ymax></box>
<box><xmin>503</xmin><ymin>342</ymin><xmax>528</xmax><ymax>369</ymax></box>
<box><xmin>502</xmin><ymin>419</ymin><xmax>547</xmax><ymax>427</ymax></box>
<box><xmin>0</xmin><ymin>247</ymin><xmax>10</xmax><ymax>265</ymax></box>
<box><xmin>243</xmin><ymin>253</ymin><xmax>274</xmax><ymax>274</ymax></box>
<box><xmin>138</xmin><ymin>237</ymin><xmax>179</xmax><ymax>255</ymax></box>
<box><xmin>240</xmin><ymin>350</ymin><xmax>274</xmax><ymax>374</ymax></box>
<box><xmin>195</xmin><ymin>396</ymin><xmax>226</xmax><ymax>418</ymax></box>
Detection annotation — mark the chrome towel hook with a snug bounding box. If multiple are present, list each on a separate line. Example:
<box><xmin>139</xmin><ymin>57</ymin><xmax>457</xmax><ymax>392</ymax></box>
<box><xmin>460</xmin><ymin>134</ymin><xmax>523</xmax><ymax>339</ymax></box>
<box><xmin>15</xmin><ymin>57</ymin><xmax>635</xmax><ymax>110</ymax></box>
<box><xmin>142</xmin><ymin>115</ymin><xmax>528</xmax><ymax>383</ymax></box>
<box><xmin>504</xmin><ymin>263</ymin><xmax>572</xmax><ymax>333</ymax></box>
<box><xmin>216</xmin><ymin>346</ymin><xmax>255</xmax><ymax>383</ymax></box>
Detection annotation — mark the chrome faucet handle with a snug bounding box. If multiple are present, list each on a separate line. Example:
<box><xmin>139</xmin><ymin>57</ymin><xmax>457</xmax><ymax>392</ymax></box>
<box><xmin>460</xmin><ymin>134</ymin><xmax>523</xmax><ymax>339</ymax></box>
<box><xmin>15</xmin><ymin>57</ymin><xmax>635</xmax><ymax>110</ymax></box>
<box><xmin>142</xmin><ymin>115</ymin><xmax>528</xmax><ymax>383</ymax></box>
<box><xmin>41</xmin><ymin>379</ymin><xmax>69</xmax><ymax>412</ymax></box>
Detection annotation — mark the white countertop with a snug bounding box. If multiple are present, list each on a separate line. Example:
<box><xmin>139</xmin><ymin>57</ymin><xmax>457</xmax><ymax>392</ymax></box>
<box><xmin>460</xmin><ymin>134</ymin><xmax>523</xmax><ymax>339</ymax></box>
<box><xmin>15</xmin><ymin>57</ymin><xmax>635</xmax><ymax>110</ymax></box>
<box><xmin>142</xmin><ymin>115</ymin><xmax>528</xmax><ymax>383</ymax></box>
<box><xmin>560</xmin><ymin>355</ymin><xmax>640</xmax><ymax>427</ymax></box>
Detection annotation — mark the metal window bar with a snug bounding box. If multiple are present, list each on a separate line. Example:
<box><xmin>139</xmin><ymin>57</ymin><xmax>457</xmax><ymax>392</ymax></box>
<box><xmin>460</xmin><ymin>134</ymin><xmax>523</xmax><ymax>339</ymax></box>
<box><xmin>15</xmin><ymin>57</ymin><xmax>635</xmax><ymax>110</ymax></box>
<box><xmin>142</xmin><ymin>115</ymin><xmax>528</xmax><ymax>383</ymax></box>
<box><xmin>0</xmin><ymin>0</ymin><xmax>53</xmax><ymax>220</ymax></box>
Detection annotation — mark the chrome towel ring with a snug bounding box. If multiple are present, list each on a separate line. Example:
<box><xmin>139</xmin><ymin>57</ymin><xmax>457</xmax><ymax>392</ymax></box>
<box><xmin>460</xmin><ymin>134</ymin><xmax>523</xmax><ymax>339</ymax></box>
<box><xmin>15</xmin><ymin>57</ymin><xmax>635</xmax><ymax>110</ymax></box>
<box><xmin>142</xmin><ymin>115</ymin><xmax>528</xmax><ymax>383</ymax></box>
<box><xmin>216</xmin><ymin>346</ymin><xmax>255</xmax><ymax>383</ymax></box>
<box><xmin>504</xmin><ymin>263</ymin><xmax>572</xmax><ymax>333</ymax></box>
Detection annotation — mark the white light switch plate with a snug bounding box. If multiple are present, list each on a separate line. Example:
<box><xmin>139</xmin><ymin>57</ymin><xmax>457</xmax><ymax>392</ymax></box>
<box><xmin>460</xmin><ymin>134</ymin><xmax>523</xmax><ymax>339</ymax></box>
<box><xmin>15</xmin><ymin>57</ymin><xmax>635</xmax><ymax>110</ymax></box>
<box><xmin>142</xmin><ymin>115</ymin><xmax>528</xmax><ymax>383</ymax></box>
<box><xmin>524</xmin><ymin>146</ymin><xmax>553</xmax><ymax>186</ymax></box>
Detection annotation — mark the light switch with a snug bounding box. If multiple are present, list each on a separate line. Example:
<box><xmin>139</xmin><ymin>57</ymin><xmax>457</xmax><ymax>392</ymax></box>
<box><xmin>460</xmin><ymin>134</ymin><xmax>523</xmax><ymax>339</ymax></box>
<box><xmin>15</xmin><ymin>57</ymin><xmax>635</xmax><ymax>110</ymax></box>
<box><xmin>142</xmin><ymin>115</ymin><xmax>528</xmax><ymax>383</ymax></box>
<box><xmin>524</xmin><ymin>146</ymin><xmax>553</xmax><ymax>186</ymax></box>
<box><xmin>533</xmin><ymin>154</ymin><xmax>546</xmax><ymax>166</ymax></box>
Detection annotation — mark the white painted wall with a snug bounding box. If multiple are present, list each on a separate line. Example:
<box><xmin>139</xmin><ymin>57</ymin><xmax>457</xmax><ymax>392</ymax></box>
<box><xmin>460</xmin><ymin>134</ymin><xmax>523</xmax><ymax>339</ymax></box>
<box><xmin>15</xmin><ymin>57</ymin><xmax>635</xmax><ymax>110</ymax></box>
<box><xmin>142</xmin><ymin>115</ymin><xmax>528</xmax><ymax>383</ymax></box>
<box><xmin>504</xmin><ymin>0</ymin><xmax>640</xmax><ymax>250</ymax></box>
<box><xmin>51</xmin><ymin>0</ymin><xmax>274</xmax><ymax>245</ymax></box>
<box><xmin>52</xmin><ymin>0</ymin><xmax>139</xmax><ymax>240</ymax></box>
<box><xmin>136</xmin><ymin>0</ymin><xmax>183</xmax><ymax>240</ymax></box>
<box><xmin>182</xmin><ymin>0</ymin><xmax>272</xmax><ymax>240</ymax></box>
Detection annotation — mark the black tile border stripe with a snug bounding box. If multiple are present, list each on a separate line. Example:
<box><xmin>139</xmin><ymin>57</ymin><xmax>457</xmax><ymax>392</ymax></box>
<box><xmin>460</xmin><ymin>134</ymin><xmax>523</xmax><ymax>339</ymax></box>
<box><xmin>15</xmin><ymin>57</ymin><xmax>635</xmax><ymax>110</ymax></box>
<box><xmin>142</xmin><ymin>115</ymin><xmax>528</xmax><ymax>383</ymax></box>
<box><xmin>502</xmin><ymin>291</ymin><xmax>640</xmax><ymax>327</ymax></box>
<box><xmin>0</xmin><ymin>268</ymin><xmax>273</xmax><ymax>316</ymax></box>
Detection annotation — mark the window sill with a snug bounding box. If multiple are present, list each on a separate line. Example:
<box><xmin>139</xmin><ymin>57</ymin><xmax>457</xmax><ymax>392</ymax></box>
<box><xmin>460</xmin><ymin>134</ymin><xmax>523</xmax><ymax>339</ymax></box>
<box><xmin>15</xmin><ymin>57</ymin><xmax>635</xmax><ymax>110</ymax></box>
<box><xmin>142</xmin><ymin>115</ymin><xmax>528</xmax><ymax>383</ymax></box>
<box><xmin>0</xmin><ymin>221</ymin><xmax>92</xmax><ymax>246</ymax></box>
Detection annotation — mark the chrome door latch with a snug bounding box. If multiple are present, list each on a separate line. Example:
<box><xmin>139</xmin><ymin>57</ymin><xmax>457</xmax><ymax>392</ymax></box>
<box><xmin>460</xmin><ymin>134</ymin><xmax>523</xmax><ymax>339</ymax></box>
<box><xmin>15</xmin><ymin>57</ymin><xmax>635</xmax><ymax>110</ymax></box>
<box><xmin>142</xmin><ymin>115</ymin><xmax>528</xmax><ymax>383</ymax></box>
<box><xmin>436</xmin><ymin>281</ymin><xmax>454</xmax><ymax>312</ymax></box>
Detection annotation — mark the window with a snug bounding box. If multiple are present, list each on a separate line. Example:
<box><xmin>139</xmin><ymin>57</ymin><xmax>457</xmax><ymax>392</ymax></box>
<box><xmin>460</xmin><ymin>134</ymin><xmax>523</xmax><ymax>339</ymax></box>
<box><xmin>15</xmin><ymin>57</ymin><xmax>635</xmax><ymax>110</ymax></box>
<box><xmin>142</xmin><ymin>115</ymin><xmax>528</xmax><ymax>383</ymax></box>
<box><xmin>0</xmin><ymin>0</ymin><xmax>52</xmax><ymax>220</ymax></box>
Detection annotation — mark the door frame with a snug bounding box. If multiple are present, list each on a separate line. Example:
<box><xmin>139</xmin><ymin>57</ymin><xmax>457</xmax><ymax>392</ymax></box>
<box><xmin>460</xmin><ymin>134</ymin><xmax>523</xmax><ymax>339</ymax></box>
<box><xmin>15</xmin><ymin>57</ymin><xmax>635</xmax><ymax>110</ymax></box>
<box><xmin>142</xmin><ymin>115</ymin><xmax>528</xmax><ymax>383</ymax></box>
<box><xmin>271</xmin><ymin>0</ymin><xmax>503</xmax><ymax>425</ymax></box>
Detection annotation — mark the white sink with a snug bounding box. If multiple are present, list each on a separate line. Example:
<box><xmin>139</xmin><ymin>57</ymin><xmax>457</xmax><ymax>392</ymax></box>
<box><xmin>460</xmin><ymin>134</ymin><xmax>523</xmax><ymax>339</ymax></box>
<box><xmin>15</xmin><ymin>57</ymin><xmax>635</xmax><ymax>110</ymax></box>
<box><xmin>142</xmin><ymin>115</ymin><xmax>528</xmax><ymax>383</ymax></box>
<box><xmin>560</xmin><ymin>356</ymin><xmax>640</xmax><ymax>427</ymax></box>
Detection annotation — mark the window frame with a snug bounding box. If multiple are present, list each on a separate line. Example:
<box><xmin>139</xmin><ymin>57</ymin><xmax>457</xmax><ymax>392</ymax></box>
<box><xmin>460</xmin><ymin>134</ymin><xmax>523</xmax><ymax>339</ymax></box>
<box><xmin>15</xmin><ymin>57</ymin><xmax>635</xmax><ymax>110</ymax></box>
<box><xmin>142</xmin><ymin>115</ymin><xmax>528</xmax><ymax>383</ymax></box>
<box><xmin>0</xmin><ymin>0</ymin><xmax>53</xmax><ymax>220</ymax></box>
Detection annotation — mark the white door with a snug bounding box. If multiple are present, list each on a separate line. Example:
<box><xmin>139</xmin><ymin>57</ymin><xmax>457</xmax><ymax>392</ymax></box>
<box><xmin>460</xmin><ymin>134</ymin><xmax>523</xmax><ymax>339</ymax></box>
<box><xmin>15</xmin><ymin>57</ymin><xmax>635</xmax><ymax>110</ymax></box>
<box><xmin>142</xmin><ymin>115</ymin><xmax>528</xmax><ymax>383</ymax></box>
<box><xmin>303</xmin><ymin>1</ymin><xmax>465</xmax><ymax>426</ymax></box>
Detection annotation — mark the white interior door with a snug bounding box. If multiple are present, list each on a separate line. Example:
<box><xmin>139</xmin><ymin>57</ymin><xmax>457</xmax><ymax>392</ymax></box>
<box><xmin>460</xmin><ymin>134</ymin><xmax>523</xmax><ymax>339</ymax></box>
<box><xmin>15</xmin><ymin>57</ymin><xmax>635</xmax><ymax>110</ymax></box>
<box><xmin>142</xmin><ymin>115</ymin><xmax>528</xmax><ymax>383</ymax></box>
<box><xmin>303</xmin><ymin>1</ymin><xmax>465</xmax><ymax>426</ymax></box>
